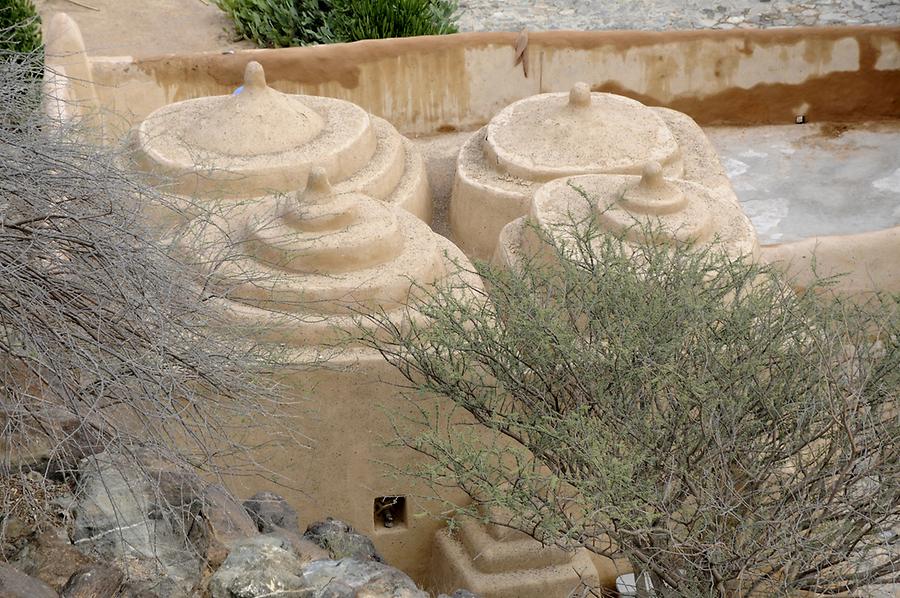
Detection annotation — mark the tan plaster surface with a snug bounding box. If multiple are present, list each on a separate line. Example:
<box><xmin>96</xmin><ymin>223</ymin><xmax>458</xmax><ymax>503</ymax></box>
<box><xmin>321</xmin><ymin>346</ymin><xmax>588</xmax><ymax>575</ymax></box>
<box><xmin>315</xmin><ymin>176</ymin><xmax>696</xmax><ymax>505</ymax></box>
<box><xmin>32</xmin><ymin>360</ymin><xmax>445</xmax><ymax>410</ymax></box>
<box><xmin>451</xmin><ymin>85</ymin><xmax>744</xmax><ymax>261</ymax></box>
<box><xmin>36</xmin><ymin>0</ymin><xmax>252</xmax><ymax>57</ymax></box>
<box><xmin>76</xmin><ymin>27</ymin><xmax>900</xmax><ymax>138</ymax></box>
<box><xmin>132</xmin><ymin>62</ymin><xmax>431</xmax><ymax>221</ymax></box>
<box><xmin>495</xmin><ymin>164</ymin><xmax>759</xmax><ymax>271</ymax></box>
<box><xmin>179</xmin><ymin>165</ymin><xmax>480</xmax><ymax>584</ymax></box>
<box><xmin>39</xmin><ymin>19</ymin><xmax>900</xmax><ymax>592</ymax></box>
<box><xmin>485</xmin><ymin>84</ymin><xmax>681</xmax><ymax>181</ymax></box>
<box><xmin>762</xmin><ymin>227</ymin><xmax>900</xmax><ymax>297</ymax></box>
<box><xmin>431</xmin><ymin>522</ymin><xmax>600</xmax><ymax>598</ymax></box>
<box><xmin>120</xmin><ymin>63</ymin><xmax>481</xmax><ymax>586</ymax></box>
<box><xmin>218</xmin><ymin>349</ymin><xmax>473</xmax><ymax>587</ymax></box>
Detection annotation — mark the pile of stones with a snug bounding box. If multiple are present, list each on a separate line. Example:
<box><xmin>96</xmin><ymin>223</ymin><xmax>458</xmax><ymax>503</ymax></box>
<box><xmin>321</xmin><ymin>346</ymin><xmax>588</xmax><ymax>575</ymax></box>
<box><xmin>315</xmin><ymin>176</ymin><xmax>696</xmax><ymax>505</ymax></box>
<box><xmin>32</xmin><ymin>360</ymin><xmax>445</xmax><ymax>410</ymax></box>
<box><xmin>0</xmin><ymin>428</ymin><xmax>476</xmax><ymax>598</ymax></box>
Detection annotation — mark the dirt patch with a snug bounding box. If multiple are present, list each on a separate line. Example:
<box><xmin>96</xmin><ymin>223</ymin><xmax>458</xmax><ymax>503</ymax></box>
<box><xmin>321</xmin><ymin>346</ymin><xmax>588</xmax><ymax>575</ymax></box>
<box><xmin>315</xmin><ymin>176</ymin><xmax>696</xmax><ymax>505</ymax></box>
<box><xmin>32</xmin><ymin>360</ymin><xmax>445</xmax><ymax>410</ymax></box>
<box><xmin>36</xmin><ymin>0</ymin><xmax>254</xmax><ymax>57</ymax></box>
<box><xmin>818</xmin><ymin>122</ymin><xmax>851</xmax><ymax>138</ymax></box>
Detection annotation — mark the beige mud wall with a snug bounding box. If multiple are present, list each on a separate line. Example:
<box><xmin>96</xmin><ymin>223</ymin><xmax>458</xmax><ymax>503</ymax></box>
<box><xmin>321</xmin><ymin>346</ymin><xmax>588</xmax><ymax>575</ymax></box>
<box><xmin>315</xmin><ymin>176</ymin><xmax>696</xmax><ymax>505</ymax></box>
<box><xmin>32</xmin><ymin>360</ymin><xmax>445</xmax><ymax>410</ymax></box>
<box><xmin>73</xmin><ymin>27</ymin><xmax>900</xmax><ymax>137</ymax></box>
<box><xmin>220</xmin><ymin>352</ymin><xmax>461</xmax><ymax>587</ymax></box>
<box><xmin>761</xmin><ymin>228</ymin><xmax>900</xmax><ymax>298</ymax></box>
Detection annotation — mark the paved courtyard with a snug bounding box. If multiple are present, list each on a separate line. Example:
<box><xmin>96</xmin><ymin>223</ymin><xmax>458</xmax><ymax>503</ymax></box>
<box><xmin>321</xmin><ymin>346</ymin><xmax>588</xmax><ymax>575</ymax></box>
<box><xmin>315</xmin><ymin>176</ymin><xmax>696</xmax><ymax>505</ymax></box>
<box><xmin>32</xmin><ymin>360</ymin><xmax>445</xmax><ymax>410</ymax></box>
<box><xmin>457</xmin><ymin>0</ymin><xmax>900</xmax><ymax>32</ymax></box>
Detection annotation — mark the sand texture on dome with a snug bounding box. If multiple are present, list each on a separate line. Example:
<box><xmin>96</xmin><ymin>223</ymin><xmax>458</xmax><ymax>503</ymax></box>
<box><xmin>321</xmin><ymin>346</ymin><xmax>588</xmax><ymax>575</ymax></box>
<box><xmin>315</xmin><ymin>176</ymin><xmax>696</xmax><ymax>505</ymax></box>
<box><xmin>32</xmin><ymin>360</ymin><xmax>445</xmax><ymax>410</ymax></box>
<box><xmin>450</xmin><ymin>83</ymin><xmax>740</xmax><ymax>260</ymax></box>
<box><xmin>132</xmin><ymin>62</ymin><xmax>431</xmax><ymax>222</ymax></box>
<box><xmin>485</xmin><ymin>84</ymin><xmax>680</xmax><ymax>182</ymax></box>
<box><xmin>495</xmin><ymin>162</ymin><xmax>759</xmax><ymax>271</ymax></box>
<box><xmin>179</xmin><ymin>168</ymin><xmax>475</xmax><ymax>349</ymax></box>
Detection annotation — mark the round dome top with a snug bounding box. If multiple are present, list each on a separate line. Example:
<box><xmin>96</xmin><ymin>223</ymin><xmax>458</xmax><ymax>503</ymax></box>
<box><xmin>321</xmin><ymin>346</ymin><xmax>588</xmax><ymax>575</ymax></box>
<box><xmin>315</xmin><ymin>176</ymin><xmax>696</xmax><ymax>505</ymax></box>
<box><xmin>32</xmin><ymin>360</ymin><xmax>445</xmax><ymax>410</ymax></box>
<box><xmin>154</xmin><ymin>61</ymin><xmax>324</xmax><ymax>157</ymax></box>
<box><xmin>520</xmin><ymin>163</ymin><xmax>757</xmax><ymax>259</ymax></box>
<box><xmin>592</xmin><ymin>163</ymin><xmax>711</xmax><ymax>245</ymax></box>
<box><xmin>484</xmin><ymin>83</ymin><xmax>681</xmax><ymax>182</ymax></box>
<box><xmin>244</xmin><ymin>167</ymin><xmax>406</xmax><ymax>276</ymax></box>
<box><xmin>134</xmin><ymin>62</ymin><xmax>375</xmax><ymax>198</ymax></box>
<box><xmin>183</xmin><ymin>167</ymin><xmax>446</xmax><ymax>321</ymax></box>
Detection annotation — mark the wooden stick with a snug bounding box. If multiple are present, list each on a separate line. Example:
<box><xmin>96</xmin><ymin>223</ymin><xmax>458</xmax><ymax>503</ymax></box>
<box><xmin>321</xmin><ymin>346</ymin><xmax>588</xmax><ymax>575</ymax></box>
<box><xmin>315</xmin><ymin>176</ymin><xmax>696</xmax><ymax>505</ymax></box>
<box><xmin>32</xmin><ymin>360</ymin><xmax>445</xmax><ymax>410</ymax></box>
<box><xmin>63</xmin><ymin>0</ymin><xmax>101</xmax><ymax>11</ymax></box>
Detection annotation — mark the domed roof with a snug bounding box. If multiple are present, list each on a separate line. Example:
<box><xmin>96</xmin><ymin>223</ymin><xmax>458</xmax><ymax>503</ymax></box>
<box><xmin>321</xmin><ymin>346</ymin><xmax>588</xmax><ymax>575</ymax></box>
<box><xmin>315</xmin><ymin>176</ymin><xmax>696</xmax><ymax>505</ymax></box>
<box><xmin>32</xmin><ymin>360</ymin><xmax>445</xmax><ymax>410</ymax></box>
<box><xmin>182</xmin><ymin>167</ymin><xmax>448</xmax><ymax>327</ymax></box>
<box><xmin>243</xmin><ymin>168</ymin><xmax>406</xmax><ymax>277</ymax></box>
<box><xmin>512</xmin><ymin>162</ymin><xmax>758</xmax><ymax>262</ymax></box>
<box><xmin>174</xmin><ymin>61</ymin><xmax>325</xmax><ymax>157</ymax></box>
<box><xmin>134</xmin><ymin>61</ymin><xmax>375</xmax><ymax>198</ymax></box>
<box><xmin>484</xmin><ymin>83</ymin><xmax>681</xmax><ymax>182</ymax></box>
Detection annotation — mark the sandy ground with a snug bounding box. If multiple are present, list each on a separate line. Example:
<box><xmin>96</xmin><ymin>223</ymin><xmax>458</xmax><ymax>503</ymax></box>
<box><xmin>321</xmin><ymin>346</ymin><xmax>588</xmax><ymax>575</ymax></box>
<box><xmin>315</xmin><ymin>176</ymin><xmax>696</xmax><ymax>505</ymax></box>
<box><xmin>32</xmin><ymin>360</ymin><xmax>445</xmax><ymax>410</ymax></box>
<box><xmin>36</xmin><ymin>0</ymin><xmax>253</xmax><ymax>57</ymax></box>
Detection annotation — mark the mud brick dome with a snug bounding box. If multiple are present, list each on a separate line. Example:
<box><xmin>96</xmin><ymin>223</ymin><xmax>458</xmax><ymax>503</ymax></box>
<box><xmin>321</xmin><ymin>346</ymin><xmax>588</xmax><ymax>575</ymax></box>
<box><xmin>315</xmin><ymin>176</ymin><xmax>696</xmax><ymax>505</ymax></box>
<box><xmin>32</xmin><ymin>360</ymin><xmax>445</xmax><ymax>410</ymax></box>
<box><xmin>486</xmin><ymin>83</ymin><xmax>680</xmax><ymax>181</ymax></box>
<box><xmin>180</xmin><ymin>166</ymin><xmax>477</xmax><ymax>349</ymax></box>
<box><xmin>133</xmin><ymin>61</ymin><xmax>431</xmax><ymax>222</ymax></box>
<box><xmin>496</xmin><ymin>161</ymin><xmax>760</xmax><ymax>270</ymax></box>
<box><xmin>450</xmin><ymin>82</ymin><xmax>744</xmax><ymax>260</ymax></box>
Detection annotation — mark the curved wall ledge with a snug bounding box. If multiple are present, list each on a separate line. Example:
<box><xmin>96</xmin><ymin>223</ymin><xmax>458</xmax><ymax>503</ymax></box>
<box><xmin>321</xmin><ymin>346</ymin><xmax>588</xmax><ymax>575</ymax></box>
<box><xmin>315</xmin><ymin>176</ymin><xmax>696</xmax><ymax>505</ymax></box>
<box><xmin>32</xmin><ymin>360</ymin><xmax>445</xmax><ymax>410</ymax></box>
<box><xmin>50</xmin><ymin>26</ymin><xmax>899</xmax><ymax>137</ymax></box>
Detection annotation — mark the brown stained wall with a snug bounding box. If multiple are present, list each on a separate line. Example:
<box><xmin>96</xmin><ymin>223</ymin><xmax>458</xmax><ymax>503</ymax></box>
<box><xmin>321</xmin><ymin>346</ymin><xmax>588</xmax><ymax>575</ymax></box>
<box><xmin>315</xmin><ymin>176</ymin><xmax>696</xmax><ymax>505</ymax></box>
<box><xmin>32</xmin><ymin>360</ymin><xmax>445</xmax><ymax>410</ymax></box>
<box><xmin>82</xmin><ymin>27</ymin><xmax>900</xmax><ymax>136</ymax></box>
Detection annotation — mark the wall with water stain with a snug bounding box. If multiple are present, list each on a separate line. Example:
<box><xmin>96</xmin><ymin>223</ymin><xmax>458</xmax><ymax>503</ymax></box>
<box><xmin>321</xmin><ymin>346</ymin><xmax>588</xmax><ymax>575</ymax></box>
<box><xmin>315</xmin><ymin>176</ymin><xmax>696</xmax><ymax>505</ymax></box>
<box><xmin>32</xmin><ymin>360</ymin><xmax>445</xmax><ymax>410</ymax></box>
<box><xmin>72</xmin><ymin>27</ymin><xmax>900</xmax><ymax>137</ymax></box>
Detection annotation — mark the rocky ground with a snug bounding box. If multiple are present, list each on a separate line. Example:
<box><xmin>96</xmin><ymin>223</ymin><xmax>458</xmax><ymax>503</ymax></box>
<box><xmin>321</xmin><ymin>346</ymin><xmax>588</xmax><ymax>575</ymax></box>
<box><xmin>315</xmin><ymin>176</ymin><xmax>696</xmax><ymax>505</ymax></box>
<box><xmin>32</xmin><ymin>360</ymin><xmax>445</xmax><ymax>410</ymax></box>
<box><xmin>0</xmin><ymin>445</ymin><xmax>476</xmax><ymax>597</ymax></box>
<box><xmin>457</xmin><ymin>0</ymin><xmax>900</xmax><ymax>31</ymax></box>
<box><xmin>0</xmin><ymin>411</ymin><xmax>474</xmax><ymax>598</ymax></box>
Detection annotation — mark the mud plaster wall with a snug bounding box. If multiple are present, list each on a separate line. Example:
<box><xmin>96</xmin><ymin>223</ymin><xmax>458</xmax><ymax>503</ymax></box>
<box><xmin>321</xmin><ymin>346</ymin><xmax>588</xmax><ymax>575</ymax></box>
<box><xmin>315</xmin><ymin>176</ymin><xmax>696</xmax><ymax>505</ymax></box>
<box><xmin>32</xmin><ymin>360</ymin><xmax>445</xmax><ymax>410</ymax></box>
<box><xmin>79</xmin><ymin>27</ymin><xmax>900</xmax><ymax>138</ymax></box>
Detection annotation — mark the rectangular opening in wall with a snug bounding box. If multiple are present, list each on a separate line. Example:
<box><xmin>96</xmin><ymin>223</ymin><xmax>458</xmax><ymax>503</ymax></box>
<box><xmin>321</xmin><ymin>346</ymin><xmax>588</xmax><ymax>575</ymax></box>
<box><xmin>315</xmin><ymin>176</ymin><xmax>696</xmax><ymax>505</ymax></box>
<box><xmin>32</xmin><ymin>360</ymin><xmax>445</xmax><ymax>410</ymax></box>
<box><xmin>374</xmin><ymin>496</ymin><xmax>406</xmax><ymax>530</ymax></box>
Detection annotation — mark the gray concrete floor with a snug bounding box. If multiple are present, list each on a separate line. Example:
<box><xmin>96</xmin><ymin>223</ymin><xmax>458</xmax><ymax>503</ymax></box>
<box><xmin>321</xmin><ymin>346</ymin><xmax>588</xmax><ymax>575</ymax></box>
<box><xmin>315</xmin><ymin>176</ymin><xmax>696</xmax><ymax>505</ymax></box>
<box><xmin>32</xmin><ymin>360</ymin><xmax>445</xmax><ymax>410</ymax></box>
<box><xmin>708</xmin><ymin>122</ymin><xmax>900</xmax><ymax>244</ymax></box>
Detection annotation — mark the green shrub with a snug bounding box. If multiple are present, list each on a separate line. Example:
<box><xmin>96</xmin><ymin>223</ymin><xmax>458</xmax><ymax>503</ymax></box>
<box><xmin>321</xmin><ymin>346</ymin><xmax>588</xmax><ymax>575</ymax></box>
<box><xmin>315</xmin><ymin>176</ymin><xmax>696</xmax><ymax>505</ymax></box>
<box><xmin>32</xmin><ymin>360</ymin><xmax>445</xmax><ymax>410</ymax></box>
<box><xmin>215</xmin><ymin>0</ymin><xmax>329</xmax><ymax>47</ymax></box>
<box><xmin>0</xmin><ymin>0</ymin><xmax>42</xmax><ymax>54</ymax></box>
<box><xmin>323</xmin><ymin>0</ymin><xmax>458</xmax><ymax>43</ymax></box>
<box><xmin>216</xmin><ymin>0</ymin><xmax>458</xmax><ymax>47</ymax></box>
<box><xmin>363</xmin><ymin>217</ymin><xmax>900</xmax><ymax>597</ymax></box>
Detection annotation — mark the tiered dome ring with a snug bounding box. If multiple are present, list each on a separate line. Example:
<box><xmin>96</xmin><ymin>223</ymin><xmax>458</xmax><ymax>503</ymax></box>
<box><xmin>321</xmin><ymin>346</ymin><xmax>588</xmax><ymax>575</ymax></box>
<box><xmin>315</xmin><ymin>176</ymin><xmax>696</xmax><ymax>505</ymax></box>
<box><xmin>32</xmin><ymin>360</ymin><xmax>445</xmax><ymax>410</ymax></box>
<box><xmin>450</xmin><ymin>82</ymin><xmax>738</xmax><ymax>260</ymax></box>
<box><xmin>496</xmin><ymin>162</ymin><xmax>759</xmax><ymax>270</ymax></box>
<box><xmin>133</xmin><ymin>61</ymin><xmax>431</xmax><ymax>222</ymax></box>
<box><xmin>182</xmin><ymin>168</ymin><xmax>476</xmax><ymax>348</ymax></box>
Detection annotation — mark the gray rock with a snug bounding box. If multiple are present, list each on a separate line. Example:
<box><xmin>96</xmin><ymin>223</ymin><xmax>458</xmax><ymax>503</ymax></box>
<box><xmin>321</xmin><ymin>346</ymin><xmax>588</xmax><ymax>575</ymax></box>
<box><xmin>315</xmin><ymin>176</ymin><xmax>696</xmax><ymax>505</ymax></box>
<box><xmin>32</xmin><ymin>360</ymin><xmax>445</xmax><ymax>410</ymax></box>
<box><xmin>1</xmin><ymin>408</ymin><xmax>108</xmax><ymax>482</ymax></box>
<box><xmin>61</xmin><ymin>564</ymin><xmax>124</xmax><ymax>598</ymax></box>
<box><xmin>12</xmin><ymin>529</ymin><xmax>96</xmax><ymax>592</ymax></box>
<box><xmin>208</xmin><ymin>535</ymin><xmax>311</xmax><ymax>598</ymax></box>
<box><xmin>0</xmin><ymin>561</ymin><xmax>59</xmax><ymax>598</ymax></box>
<box><xmin>267</xmin><ymin>527</ymin><xmax>330</xmax><ymax>565</ymax></box>
<box><xmin>117</xmin><ymin>582</ymin><xmax>160</xmax><ymax>598</ymax></box>
<box><xmin>188</xmin><ymin>485</ymin><xmax>259</xmax><ymax>569</ymax></box>
<box><xmin>302</xmin><ymin>559</ymin><xmax>427</xmax><ymax>598</ymax></box>
<box><xmin>71</xmin><ymin>453</ymin><xmax>200</xmax><ymax>598</ymax></box>
<box><xmin>243</xmin><ymin>491</ymin><xmax>300</xmax><ymax>533</ymax></box>
<box><xmin>303</xmin><ymin>518</ymin><xmax>382</xmax><ymax>563</ymax></box>
<box><xmin>1</xmin><ymin>516</ymin><xmax>34</xmax><ymax>544</ymax></box>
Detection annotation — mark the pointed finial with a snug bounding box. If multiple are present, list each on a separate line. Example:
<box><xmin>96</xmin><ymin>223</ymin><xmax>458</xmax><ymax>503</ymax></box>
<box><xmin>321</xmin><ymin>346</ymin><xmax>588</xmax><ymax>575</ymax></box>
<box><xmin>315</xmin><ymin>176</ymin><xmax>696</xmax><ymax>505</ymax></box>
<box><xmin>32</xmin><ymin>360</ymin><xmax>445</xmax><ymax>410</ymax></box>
<box><xmin>294</xmin><ymin>167</ymin><xmax>335</xmax><ymax>208</ymax></box>
<box><xmin>308</xmin><ymin>167</ymin><xmax>333</xmax><ymax>195</ymax></box>
<box><xmin>569</xmin><ymin>82</ymin><xmax>591</xmax><ymax>108</ymax></box>
<box><xmin>621</xmin><ymin>162</ymin><xmax>686</xmax><ymax>214</ymax></box>
<box><xmin>243</xmin><ymin>61</ymin><xmax>267</xmax><ymax>91</ymax></box>
<box><xmin>638</xmin><ymin>161</ymin><xmax>665</xmax><ymax>191</ymax></box>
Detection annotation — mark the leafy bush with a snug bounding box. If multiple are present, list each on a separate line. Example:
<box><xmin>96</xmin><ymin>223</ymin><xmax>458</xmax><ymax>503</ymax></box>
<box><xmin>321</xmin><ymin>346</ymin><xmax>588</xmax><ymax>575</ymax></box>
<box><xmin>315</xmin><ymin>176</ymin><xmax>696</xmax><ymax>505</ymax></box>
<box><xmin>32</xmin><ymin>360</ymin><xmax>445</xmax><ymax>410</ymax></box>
<box><xmin>0</xmin><ymin>0</ymin><xmax>42</xmax><ymax>54</ymax></box>
<box><xmin>216</xmin><ymin>0</ymin><xmax>458</xmax><ymax>47</ymax></box>
<box><xmin>323</xmin><ymin>0</ymin><xmax>458</xmax><ymax>43</ymax></box>
<box><xmin>364</xmin><ymin>217</ymin><xmax>900</xmax><ymax>597</ymax></box>
<box><xmin>215</xmin><ymin>0</ymin><xmax>330</xmax><ymax>47</ymax></box>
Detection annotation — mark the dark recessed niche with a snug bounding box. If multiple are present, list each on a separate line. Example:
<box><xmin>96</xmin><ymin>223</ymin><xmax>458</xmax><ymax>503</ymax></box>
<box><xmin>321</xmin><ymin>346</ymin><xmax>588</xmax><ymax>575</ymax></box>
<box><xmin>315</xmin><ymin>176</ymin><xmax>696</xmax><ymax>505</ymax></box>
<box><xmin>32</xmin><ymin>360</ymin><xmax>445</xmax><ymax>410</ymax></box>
<box><xmin>374</xmin><ymin>496</ymin><xmax>406</xmax><ymax>530</ymax></box>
